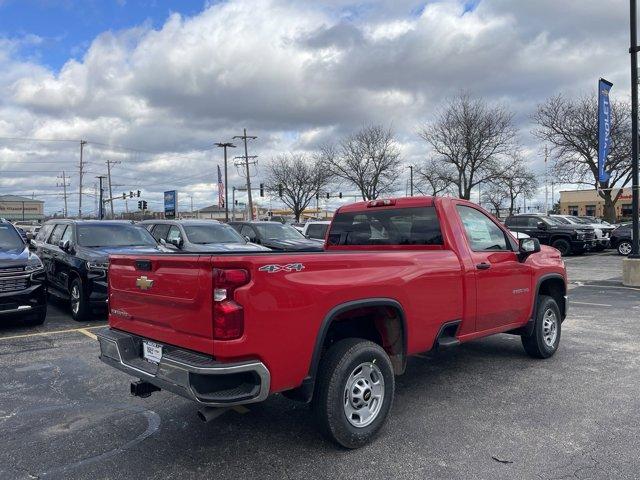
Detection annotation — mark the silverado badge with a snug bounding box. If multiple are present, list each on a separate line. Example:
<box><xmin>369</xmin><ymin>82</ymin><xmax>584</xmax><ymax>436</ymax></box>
<box><xmin>135</xmin><ymin>275</ymin><xmax>154</xmax><ymax>291</ymax></box>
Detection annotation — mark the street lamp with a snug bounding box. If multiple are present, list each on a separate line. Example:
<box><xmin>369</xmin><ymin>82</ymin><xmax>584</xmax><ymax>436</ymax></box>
<box><xmin>624</xmin><ymin>0</ymin><xmax>640</xmax><ymax>285</ymax></box>
<box><xmin>215</xmin><ymin>142</ymin><xmax>236</xmax><ymax>222</ymax></box>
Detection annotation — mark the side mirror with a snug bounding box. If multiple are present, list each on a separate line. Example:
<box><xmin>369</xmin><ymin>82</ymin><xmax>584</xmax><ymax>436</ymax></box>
<box><xmin>169</xmin><ymin>237</ymin><xmax>183</xmax><ymax>249</ymax></box>
<box><xmin>537</xmin><ymin>221</ymin><xmax>547</xmax><ymax>230</ymax></box>
<box><xmin>29</xmin><ymin>239</ymin><xmax>37</xmax><ymax>250</ymax></box>
<box><xmin>58</xmin><ymin>240</ymin><xmax>71</xmax><ymax>252</ymax></box>
<box><xmin>518</xmin><ymin>237</ymin><xmax>540</xmax><ymax>261</ymax></box>
<box><xmin>26</xmin><ymin>231</ymin><xmax>34</xmax><ymax>241</ymax></box>
<box><xmin>244</xmin><ymin>235</ymin><xmax>251</xmax><ymax>242</ymax></box>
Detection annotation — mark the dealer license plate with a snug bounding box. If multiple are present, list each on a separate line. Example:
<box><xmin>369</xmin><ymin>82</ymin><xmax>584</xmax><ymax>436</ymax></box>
<box><xmin>142</xmin><ymin>340</ymin><xmax>162</xmax><ymax>364</ymax></box>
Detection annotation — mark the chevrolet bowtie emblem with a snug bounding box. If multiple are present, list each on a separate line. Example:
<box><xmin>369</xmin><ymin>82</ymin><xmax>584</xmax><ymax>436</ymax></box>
<box><xmin>135</xmin><ymin>275</ymin><xmax>154</xmax><ymax>291</ymax></box>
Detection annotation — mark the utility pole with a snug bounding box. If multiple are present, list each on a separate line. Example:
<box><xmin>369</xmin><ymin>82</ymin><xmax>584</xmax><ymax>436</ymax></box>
<box><xmin>56</xmin><ymin>171</ymin><xmax>70</xmax><ymax>217</ymax></box>
<box><xmin>409</xmin><ymin>165</ymin><xmax>414</xmax><ymax>197</ymax></box>
<box><xmin>96</xmin><ymin>175</ymin><xmax>106</xmax><ymax>220</ymax></box>
<box><xmin>105</xmin><ymin>160</ymin><xmax>120</xmax><ymax>219</ymax></box>
<box><xmin>544</xmin><ymin>146</ymin><xmax>549</xmax><ymax>214</ymax></box>
<box><xmin>78</xmin><ymin>140</ymin><xmax>87</xmax><ymax>218</ymax></box>
<box><xmin>232</xmin><ymin>186</ymin><xmax>236</xmax><ymax>221</ymax></box>
<box><xmin>215</xmin><ymin>142</ymin><xmax>236</xmax><ymax>222</ymax></box>
<box><xmin>233</xmin><ymin>129</ymin><xmax>257</xmax><ymax>220</ymax></box>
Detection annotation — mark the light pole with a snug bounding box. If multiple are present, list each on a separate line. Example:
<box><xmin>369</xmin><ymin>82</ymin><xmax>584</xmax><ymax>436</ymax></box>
<box><xmin>630</xmin><ymin>0</ymin><xmax>640</xmax><ymax>258</ymax></box>
<box><xmin>215</xmin><ymin>142</ymin><xmax>236</xmax><ymax>222</ymax></box>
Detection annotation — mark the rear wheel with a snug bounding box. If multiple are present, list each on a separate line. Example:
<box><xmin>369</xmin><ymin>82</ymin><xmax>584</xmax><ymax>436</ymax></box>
<box><xmin>70</xmin><ymin>277</ymin><xmax>90</xmax><ymax>321</ymax></box>
<box><xmin>551</xmin><ymin>238</ymin><xmax>571</xmax><ymax>256</ymax></box>
<box><xmin>312</xmin><ymin>338</ymin><xmax>395</xmax><ymax>449</ymax></box>
<box><xmin>617</xmin><ymin>240</ymin><xmax>632</xmax><ymax>256</ymax></box>
<box><xmin>521</xmin><ymin>295</ymin><xmax>561</xmax><ymax>359</ymax></box>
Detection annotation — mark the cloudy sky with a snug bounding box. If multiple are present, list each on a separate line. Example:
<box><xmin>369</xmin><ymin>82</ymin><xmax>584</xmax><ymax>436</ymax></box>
<box><xmin>0</xmin><ymin>0</ymin><xmax>632</xmax><ymax>216</ymax></box>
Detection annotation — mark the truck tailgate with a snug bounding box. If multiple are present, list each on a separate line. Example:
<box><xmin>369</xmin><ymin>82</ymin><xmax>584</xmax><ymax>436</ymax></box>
<box><xmin>108</xmin><ymin>254</ymin><xmax>216</xmax><ymax>355</ymax></box>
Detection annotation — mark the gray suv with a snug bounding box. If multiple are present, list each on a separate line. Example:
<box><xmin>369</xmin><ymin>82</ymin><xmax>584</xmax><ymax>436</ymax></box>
<box><xmin>141</xmin><ymin>220</ymin><xmax>270</xmax><ymax>252</ymax></box>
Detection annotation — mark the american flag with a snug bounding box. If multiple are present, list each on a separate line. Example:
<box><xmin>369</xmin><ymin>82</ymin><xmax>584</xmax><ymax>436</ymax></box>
<box><xmin>217</xmin><ymin>165</ymin><xmax>225</xmax><ymax>208</ymax></box>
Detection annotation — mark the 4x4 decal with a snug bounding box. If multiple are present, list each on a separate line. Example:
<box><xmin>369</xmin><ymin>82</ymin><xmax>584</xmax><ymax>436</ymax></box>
<box><xmin>258</xmin><ymin>263</ymin><xmax>305</xmax><ymax>273</ymax></box>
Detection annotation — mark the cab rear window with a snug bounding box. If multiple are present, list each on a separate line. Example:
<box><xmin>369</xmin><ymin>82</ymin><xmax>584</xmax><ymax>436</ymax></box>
<box><xmin>327</xmin><ymin>207</ymin><xmax>443</xmax><ymax>246</ymax></box>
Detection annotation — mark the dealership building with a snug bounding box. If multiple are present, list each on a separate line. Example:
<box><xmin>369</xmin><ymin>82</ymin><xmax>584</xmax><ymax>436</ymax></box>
<box><xmin>0</xmin><ymin>195</ymin><xmax>45</xmax><ymax>222</ymax></box>
<box><xmin>559</xmin><ymin>188</ymin><xmax>634</xmax><ymax>220</ymax></box>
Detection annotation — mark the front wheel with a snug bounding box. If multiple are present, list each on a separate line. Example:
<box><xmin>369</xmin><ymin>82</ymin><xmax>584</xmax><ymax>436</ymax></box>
<box><xmin>312</xmin><ymin>338</ymin><xmax>395</xmax><ymax>449</ymax></box>
<box><xmin>521</xmin><ymin>295</ymin><xmax>561</xmax><ymax>359</ymax></box>
<box><xmin>70</xmin><ymin>277</ymin><xmax>91</xmax><ymax>321</ymax></box>
<box><xmin>551</xmin><ymin>238</ymin><xmax>572</xmax><ymax>256</ymax></box>
<box><xmin>617</xmin><ymin>240</ymin><xmax>632</xmax><ymax>256</ymax></box>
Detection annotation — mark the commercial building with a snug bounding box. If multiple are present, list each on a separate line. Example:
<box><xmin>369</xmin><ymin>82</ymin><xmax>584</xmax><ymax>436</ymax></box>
<box><xmin>559</xmin><ymin>188</ymin><xmax>633</xmax><ymax>220</ymax></box>
<box><xmin>0</xmin><ymin>195</ymin><xmax>45</xmax><ymax>222</ymax></box>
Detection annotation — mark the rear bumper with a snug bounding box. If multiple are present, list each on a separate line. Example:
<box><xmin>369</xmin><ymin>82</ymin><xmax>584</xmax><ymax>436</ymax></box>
<box><xmin>96</xmin><ymin>328</ymin><xmax>270</xmax><ymax>407</ymax></box>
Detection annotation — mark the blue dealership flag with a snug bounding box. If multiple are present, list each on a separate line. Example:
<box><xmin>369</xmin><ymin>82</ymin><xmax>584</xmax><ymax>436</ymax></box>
<box><xmin>598</xmin><ymin>78</ymin><xmax>613</xmax><ymax>184</ymax></box>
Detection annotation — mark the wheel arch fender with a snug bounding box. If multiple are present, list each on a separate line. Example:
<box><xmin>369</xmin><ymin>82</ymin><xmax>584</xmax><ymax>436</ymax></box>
<box><xmin>283</xmin><ymin>298</ymin><xmax>408</xmax><ymax>403</ymax></box>
<box><xmin>519</xmin><ymin>273</ymin><xmax>566</xmax><ymax>336</ymax></box>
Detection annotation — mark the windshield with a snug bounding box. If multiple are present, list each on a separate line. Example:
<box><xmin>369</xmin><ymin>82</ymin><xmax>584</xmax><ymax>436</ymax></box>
<box><xmin>0</xmin><ymin>224</ymin><xmax>24</xmax><ymax>250</ymax></box>
<box><xmin>255</xmin><ymin>223</ymin><xmax>305</xmax><ymax>241</ymax></box>
<box><xmin>184</xmin><ymin>224</ymin><xmax>246</xmax><ymax>244</ymax></box>
<box><xmin>77</xmin><ymin>224</ymin><xmax>158</xmax><ymax>247</ymax></box>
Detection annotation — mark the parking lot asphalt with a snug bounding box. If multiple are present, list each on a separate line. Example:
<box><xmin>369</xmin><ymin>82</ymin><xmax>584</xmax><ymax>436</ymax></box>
<box><xmin>1</xmin><ymin>251</ymin><xmax>639</xmax><ymax>479</ymax></box>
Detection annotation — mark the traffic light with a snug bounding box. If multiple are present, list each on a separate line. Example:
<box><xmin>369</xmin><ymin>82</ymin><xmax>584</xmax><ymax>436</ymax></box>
<box><xmin>260</xmin><ymin>183</ymin><xmax>264</xmax><ymax>197</ymax></box>
<box><xmin>122</xmin><ymin>193</ymin><xmax>126</xmax><ymax>200</ymax></box>
<box><xmin>339</xmin><ymin>192</ymin><xmax>342</xmax><ymax>199</ymax></box>
<box><xmin>137</xmin><ymin>201</ymin><xmax>142</xmax><ymax>210</ymax></box>
<box><xmin>137</xmin><ymin>190</ymin><xmax>141</xmax><ymax>197</ymax></box>
<box><xmin>130</xmin><ymin>191</ymin><xmax>134</xmax><ymax>198</ymax></box>
<box><xmin>142</xmin><ymin>200</ymin><xmax>147</xmax><ymax>210</ymax></box>
<box><xmin>326</xmin><ymin>192</ymin><xmax>330</xmax><ymax>199</ymax></box>
<box><xmin>278</xmin><ymin>184</ymin><xmax>283</xmax><ymax>197</ymax></box>
<box><xmin>235</xmin><ymin>200</ymin><xmax>238</xmax><ymax>206</ymax></box>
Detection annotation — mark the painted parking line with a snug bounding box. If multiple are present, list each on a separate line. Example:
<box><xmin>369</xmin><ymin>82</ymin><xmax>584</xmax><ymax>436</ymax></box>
<box><xmin>77</xmin><ymin>328</ymin><xmax>98</xmax><ymax>340</ymax></box>
<box><xmin>570</xmin><ymin>301</ymin><xmax>613</xmax><ymax>307</ymax></box>
<box><xmin>0</xmin><ymin>325</ymin><xmax>105</xmax><ymax>341</ymax></box>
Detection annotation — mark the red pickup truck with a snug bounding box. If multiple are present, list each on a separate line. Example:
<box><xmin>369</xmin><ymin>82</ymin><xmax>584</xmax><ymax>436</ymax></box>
<box><xmin>97</xmin><ymin>196</ymin><xmax>567</xmax><ymax>448</ymax></box>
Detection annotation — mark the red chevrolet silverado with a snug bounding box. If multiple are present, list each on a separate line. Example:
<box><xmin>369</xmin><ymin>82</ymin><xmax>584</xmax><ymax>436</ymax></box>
<box><xmin>97</xmin><ymin>196</ymin><xmax>567</xmax><ymax>448</ymax></box>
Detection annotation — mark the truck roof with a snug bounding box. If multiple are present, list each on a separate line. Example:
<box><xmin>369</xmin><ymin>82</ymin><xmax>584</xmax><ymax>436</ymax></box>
<box><xmin>336</xmin><ymin>196</ymin><xmax>435</xmax><ymax>213</ymax></box>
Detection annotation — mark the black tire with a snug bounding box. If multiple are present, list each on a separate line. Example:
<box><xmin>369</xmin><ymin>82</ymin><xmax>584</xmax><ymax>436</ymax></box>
<box><xmin>69</xmin><ymin>277</ymin><xmax>91</xmax><ymax>321</ymax></box>
<box><xmin>617</xmin><ymin>240</ymin><xmax>632</xmax><ymax>256</ymax></box>
<box><xmin>521</xmin><ymin>295</ymin><xmax>561</xmax><ymax>359</ymax></box>
<box><xmin>312</xmin><ymin>338</ymin><xmax>395</xmax><ymax>449</ymax></box>
<box><xmin>551</xmin><ymin>238</ymin><xmax>572</xmax><ymax>256</ymax></box>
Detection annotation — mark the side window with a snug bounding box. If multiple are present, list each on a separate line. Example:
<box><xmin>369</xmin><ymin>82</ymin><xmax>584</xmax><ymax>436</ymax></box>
<box><xmin>526</xmin><ymin>217</ymin><xmax>541</xmax><ymax>228</ymax></box>
<box><xmin>36</xmin><ymin>224</ymin><xmax>54</xmax><ymax>242</ymax></box>
<box><xmin>456</xmin><ymin>206</ymin><xmax>509</xmax><ymax>251</ymax></box>
<box><xmin>240</xmin><ymin>225</ymin><xmax>255</xmax><ymax>240</ymax></box>
<box><xmin>506</xmin><ymin>217</ymin><xmax>522</xmax><ymax>227</ymax></box>
<box><xmin>60</xmin><ymin>225</ymin><xmax>73</xmax><ymax>243</ymax></box>
<box><xmin>150</xmin><ymin>224</ymin><xmax>170</xmax><ymax>241</ymax></box>
<box><xmin>167</xmin><ymin>226</ymin><xmax>182</xmax><ymax>243</ymax></box>
<box><xmin>48</xmin><ymin>224</ymin><xmax>66</xmax><ymax>245</ymax></box>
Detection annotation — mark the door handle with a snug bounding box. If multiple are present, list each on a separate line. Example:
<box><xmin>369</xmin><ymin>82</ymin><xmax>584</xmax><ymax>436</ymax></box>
<box><xmin>476</xmin><ymin>262</ymin><xmax>491</xmax><ymax>270</ymax></box>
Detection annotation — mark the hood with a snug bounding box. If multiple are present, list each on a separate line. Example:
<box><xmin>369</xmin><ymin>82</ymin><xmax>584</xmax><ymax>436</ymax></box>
<box><xmin>76</xmin><ymin>244</ymin><xmax>162</xmax><ymax>261</ymax></box>
<box><xmin>0</xmin><ymin>245</ymin><xmax>30</xmax><ymax>266</ymax></box>
<box><xmin>187</xmin><ymin>242</ymin><xmax>271</xmax><ymax>253</ymax></box>
<box><xmin>262</xmin><ymin>238</ymin><xmax>324</xmax><ymax>251</ymax></box>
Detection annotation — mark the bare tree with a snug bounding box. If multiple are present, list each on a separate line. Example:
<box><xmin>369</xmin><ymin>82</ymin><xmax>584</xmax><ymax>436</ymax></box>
<box><xmin>320</xmin><ymin>125</ymin><xmax>402</xmax><ymax>200</ymax></box>
<box><xmin>480</xmin><ymin>156</ymin><xmax>538</xmax><ymax>217</ymax></box>
<box><xmin>419</xmin><ymin>93</ymin><xmax>518</xmax><ymax>200</ymax></box>
<box><xmin>414</xmin><ymin>159</ymin><xmax>455</xmax><ymax>196</ymax></box>
<box><xmin>533</xmin><ymin>94</ymin><xmax>632</xmax><ymax>222</ymax></box>
<box><xmin>266</xmin><ymin>153</ymin><xmax>330</xmax><ymax>222</ymax></box>
<box><xmin>481</xmin><ymin>187</ymin><xmax>506</xmax><ymax>217</ymax></box>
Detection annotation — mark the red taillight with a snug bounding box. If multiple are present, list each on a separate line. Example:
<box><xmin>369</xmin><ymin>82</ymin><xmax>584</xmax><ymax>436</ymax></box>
<box><xmin>214</xmin><ymin>301</ymin><xmax>244</xmax><ymax>340</ymax></box>
<box><xmin>213</xmin><ymin>268</ymin><xmax>249</xmax><ymax>340</ymax></box>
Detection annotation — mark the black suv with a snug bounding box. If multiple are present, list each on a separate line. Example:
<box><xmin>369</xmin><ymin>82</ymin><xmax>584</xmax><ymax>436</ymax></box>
<box><xmin>229</xmin><ymin>221</ymin><xmax>324</xmax><ymax>251</ymax></box>
<box><xmin>34</xmin><ymin>220</ymin><xmax>163</xmax><ymax>320</ymax></box>
<box><xmin>610</xmin><ymin>223</ymin><xmax>633</xmax><ymax>256</ymax></box>
<box><xmin>0</xmin><ymin>219</ymin><xmax>47</xmax><ymax>325</ymax></box>
<box><xmin>504</xmin><ymin>214</ymin><xmax>596</xmax><ymax>256</ymax></box>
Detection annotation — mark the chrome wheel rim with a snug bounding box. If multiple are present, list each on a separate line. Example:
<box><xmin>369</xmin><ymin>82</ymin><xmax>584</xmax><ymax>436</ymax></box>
<box><xmin>71</xmin><ymin>285</ymin><xmax>80</xmax><ymax>315</ymax></box>
<box><xmin>619</xmin><ymin>242</ymin><xmax>632</xmax><ymax>256</ymax></box>
<box><xmin>542</xmin><ymin>308</ymin><xmax>558</xmax><ymax>348</ymax></box>
<box><xmin>343</xmin><ymin>362</ymin><xmax>385</xmax><ymax>428</ymax></box>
